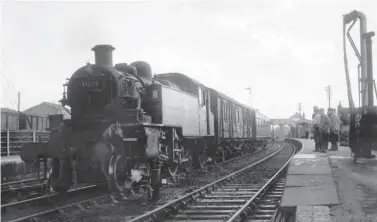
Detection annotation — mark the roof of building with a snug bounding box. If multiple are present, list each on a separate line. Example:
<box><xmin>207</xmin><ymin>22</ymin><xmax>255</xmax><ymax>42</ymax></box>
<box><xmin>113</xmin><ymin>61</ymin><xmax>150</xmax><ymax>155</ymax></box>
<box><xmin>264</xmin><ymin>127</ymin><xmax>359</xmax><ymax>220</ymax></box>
<box><xmin>270</xmin><ymin>119</ymin><xmax>294</xmax><ymax>126</ymax></box>
<box><xmin>1</xmin><ymin>107</ymin><xmax>19</xmax><ymax>114</ymax></box>
<box><xmin>256</xmin><ymin>110</ymin><xmax>270</xmax><ymax>120</ymax></box>
<box><xmin>23</xmin><ymin>102</ymin><xmax>71</xmax><ymax>118</ymax></box>
<box><xmin>43</xmin><ymin>102</ymin><xmax>71</xmax><ymax>112</ymax></box>
<box><xmin>297</xmin><ymin>119</ymin><xmax>313</xmax><ymax>125</ymax></box>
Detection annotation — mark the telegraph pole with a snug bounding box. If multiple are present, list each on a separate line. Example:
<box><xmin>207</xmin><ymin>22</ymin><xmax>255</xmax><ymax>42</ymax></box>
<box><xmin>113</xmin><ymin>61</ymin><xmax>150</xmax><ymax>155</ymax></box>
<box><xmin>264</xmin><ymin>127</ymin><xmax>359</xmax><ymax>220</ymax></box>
<box><xmin>325</xmin><ymin>85</ymin><xmax>332</xmax><ymax>109</ymax></box>
<box><xmin>297</xmin><ymin>102</ymin><xmax>302</xmax><ymax>118</ymax></box>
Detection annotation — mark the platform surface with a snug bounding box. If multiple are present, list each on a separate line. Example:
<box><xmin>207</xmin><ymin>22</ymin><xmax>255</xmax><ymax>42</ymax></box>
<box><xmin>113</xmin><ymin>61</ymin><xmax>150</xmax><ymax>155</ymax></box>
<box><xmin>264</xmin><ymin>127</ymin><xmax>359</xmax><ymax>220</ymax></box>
<box><xmin>281</xmin><ymin>139</ymin><xmax>340</xmax><ymax>207</ymax></box>
<box><xmin>329</xmin><ymin>152</ymin><xmax>377</xmax><ymax>221</ymax></box>
<box><xmin>281</xmin><ymin>139</ymin><xmax>377</xmax><ymax>221</ymax></box>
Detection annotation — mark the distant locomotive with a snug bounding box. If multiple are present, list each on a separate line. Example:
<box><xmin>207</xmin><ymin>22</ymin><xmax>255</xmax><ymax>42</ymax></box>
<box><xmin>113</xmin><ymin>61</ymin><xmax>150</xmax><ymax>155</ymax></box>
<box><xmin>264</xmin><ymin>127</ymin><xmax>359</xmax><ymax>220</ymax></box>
<box><xmin>20</xmin><ymin>45</ymin><xmax>272</xmax><ymax>201</ymax></box>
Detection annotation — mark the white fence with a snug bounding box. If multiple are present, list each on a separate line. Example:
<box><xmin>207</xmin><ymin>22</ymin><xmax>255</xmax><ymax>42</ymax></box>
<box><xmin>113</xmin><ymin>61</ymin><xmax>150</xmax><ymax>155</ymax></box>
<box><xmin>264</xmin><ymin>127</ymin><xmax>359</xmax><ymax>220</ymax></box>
<box><xmin>1</xmin><ymin>130</ymin><xmax>50</xmax><ymax>156</ymax></box>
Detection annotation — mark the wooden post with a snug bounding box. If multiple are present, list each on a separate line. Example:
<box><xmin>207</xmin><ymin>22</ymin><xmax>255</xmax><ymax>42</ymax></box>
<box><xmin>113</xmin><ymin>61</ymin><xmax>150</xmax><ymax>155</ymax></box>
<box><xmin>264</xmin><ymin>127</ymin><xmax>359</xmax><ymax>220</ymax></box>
<box><xmin>6</xmin><ymin>130</ymin><xmax>10</xmax><ymax>156</ymax></box>
<box><xmin>33</xmin><ymin>130</ymin><xmax>36</xmax><ymax>142</ymax></box>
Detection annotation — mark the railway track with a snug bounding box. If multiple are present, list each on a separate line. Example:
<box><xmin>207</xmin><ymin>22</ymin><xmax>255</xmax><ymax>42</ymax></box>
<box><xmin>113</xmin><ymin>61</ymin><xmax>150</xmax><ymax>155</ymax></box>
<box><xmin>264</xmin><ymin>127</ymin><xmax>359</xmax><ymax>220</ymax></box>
<box><xmin>127</xmin><ymin>142</ymin><xmax>295</xmax><ymax>222</ymax></box>
<box><xmin>161</xmin><ymin>142</ymin><xmax>274</xmax><ymax>186</ymax></box>
<box><xmin>1</xmin><ymin>184</ymin><xmax>105</xmax><ymax>222</ymax></box>
<box><xmin>1</xmin><ymin>178</ymin><xmax>49</xmax><ymax>204</ymax></box>
<box><xmin>1</xmin><ymin>141</ymin><xmax>277</xmax><ymax>222</ymax></box>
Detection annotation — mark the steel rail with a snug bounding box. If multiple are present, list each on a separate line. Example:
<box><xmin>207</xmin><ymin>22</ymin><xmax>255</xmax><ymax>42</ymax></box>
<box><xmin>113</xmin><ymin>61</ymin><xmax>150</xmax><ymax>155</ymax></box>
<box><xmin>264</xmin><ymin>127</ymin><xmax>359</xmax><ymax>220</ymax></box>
<box><xmin>161</xmin><ymin>141</ymin><xmax>275</xmax><ymax>184</ymax></box>
<box><xmin>2</xmin><ymin>184</ymin><xmax>106</xmax><ymax>222</ymax></box>
<box><xmin>5</xmin><ymin>142</ymin><xmax>276</xmax><ymax>222</ymax></box>
<box><xmin>226</xmin><ymin>142</ymin><xmax>296</xmax><ymax>221</ymax></box>
<box><xmin>3</xmin><ymin>139</ymin><xmax>274</xmax><ymax>222</ymax></box>
<box><xmin>159</xmin><ymin>141</ymin><xmax>279</xmax><ymax>201</ymax></box>
<box><xmin>2</xmin><ymin>181</ymin><xmax>47</xmax><ymax>195</ymax></box>
<box><xmin>1</xmin><ymin>184</ymin><xmax>97</xmax><ymax>210</ymax></box>
<box><xmin>127</xmin><ymin>141</ymin><xmax>286</xmax><ymax>222</ymax></box>
<box><xmin>2</xmin><ymin>178</ymin><xmax>47</xmax><ymax>187</ymax></box>
<box><xmin>8</xmin><ymin>194</ymin><xmax>110</xmax><ymax>222</ymax></box>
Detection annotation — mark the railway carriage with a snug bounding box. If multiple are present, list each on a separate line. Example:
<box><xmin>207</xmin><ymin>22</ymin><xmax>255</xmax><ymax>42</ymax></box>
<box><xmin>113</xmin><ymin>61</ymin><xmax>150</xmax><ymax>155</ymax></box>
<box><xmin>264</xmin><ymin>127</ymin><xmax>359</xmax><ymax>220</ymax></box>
<box><xmin>208</xmin><ymin>89</ymin><xmax>258</xmax><ymax>159</ymax></box>
<box><xmin>20</xmin><ymin>45</ymin><xmax>272</xmax><ymax>201</ymax></box>
<box><xmin>255</xmin><ymin>111</ymin><xmax>273</xmax><ymax>138</ymax></box>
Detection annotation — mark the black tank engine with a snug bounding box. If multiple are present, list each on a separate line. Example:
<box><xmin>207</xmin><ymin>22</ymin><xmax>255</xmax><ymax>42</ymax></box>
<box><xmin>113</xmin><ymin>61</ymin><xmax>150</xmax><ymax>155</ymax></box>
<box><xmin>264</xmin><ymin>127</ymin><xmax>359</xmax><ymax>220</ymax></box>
<box><xmin>20</xmin><ymin>45</ymin><xmax>272</xmax><ymax>201</ymax></box>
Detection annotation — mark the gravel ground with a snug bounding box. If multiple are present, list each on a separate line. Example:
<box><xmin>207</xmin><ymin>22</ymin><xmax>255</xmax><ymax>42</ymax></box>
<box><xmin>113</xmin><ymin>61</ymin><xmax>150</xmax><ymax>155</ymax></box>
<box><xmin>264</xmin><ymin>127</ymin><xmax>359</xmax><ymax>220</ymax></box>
<box><xmin>165</xmin><ymin>143</ymin><xmax>294</xmax><ymax>221</ymax></box>
<box><xmin>329</xmin><ymin>158</ymin><xmax>377</xmax><ymax>222</ymax></box>
<box><xmin>235</xmin><ymin>142</ymin><xmax>294</xmax><ymax>185</ymax></box>
<box><xmin>55</xmin><ymin>142</ymin><xmax>284</xmax><ymax>222</ymax></box>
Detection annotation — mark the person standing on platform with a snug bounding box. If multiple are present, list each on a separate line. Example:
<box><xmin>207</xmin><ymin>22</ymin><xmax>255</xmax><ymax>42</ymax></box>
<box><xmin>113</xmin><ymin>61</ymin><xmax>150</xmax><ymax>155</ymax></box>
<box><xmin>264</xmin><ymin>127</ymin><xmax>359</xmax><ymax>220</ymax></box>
<box><xmin>328</xmin><ymin>108</ymin><xmax>340</xmax><ymax>151</ymax></box>
<box><xmin>319</xmin><ymin>108</ymin><xmax>330</xmax><ymax>152</ymax></box>
<box><xmin>312</xmin><ymin>106</ymin><xmax>321</xmax><ymax>152</ymax></box>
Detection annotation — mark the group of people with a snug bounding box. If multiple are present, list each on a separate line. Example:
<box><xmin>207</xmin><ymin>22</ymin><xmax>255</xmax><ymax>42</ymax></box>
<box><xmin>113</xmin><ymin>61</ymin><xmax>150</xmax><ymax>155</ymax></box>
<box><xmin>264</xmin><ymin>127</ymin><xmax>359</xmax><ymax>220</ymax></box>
<box><xmin>312</xmin><ymin>106</ymin><xmax>340</xmax><ymax>152</ymax></box>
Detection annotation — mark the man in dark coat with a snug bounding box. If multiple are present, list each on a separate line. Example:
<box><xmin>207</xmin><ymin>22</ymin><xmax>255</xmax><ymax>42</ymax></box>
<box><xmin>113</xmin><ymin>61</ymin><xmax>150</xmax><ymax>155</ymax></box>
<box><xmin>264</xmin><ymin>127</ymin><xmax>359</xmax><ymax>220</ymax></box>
<box><xmin>312</xmin><ymin>106</ymin><xmax>321</xmax><ymax>152</ymax></box>
<box><xmin>319</xmin><ymin>108</ymin><xmax>330</xmax><ymax>152</ymax></box>
<box><xmin>328</xmin><ymin>108</ymin><xmax>340</xmax><ymax>151</ymax></box>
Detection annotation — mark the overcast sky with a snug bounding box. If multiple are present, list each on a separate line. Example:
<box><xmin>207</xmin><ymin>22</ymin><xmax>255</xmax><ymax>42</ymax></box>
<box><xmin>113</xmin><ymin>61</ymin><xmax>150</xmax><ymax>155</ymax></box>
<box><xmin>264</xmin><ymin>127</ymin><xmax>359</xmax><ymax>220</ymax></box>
<box><xmin>1</xmin><ymin>0</ymin><xmax>377</xmax><ymax>119</ymax></box>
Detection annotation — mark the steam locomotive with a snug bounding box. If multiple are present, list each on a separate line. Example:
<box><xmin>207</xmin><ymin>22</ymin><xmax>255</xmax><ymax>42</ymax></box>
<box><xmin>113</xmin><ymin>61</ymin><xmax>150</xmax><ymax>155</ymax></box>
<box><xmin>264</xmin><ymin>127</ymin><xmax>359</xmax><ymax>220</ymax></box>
<box><xmin>20</xmin><ymin>45</ymin><xmax>272</xmax><ymax>201</ymax></box>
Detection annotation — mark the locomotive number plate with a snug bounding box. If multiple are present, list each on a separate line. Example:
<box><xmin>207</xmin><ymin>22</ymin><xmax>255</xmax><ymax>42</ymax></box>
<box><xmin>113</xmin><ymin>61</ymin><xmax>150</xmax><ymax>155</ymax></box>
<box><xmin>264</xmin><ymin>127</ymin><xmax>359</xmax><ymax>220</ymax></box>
<box><xmin>81</xmin><ymin>81</ymin><xmax>100</xmax><ymax>89</ymax></box>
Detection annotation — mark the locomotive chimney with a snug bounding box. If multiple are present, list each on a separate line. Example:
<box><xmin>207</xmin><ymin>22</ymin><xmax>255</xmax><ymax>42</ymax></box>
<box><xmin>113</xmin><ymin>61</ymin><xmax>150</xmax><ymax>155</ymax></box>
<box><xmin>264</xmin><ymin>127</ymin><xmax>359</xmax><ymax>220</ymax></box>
<box><xmin>91</xmin><ymin>45</ymin><xmax>115</xmax><ymax>66</ymax></box>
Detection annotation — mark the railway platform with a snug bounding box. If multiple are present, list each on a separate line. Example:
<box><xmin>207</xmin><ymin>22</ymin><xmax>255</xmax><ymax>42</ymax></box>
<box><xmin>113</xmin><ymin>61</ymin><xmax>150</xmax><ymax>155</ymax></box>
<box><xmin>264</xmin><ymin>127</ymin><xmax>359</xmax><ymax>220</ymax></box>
<box><xmin>280</xmin><ymin>139</ymin><xmax>377</xmax><ymax>222</ymax></box>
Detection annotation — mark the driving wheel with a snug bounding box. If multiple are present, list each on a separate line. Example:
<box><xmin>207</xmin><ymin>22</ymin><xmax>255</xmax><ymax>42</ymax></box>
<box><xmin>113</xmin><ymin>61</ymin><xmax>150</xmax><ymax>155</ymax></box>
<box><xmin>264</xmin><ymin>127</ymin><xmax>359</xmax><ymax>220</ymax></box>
<box><xmin>109</xmin><ymin>154</ymin><xmax>130</xmax><ymax>193</ymax></box>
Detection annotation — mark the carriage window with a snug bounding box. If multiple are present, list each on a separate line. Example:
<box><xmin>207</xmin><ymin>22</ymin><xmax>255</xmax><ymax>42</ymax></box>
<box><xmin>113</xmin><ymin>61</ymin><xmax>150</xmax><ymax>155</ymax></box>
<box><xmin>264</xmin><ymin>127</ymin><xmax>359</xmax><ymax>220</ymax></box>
<box><xmin>198</xmin><ymin>88</ymin><xmax>203</xmax><ymax>105</ymax></box>
<box><xmin>202</xmin><ymin>89</ymin><xmax>206</xmax><ymax>106</ymax></box>
<box><xmin>223</xmin><ymin>104</ymin><xmax>228</xmax><ymax>122</ymax></box>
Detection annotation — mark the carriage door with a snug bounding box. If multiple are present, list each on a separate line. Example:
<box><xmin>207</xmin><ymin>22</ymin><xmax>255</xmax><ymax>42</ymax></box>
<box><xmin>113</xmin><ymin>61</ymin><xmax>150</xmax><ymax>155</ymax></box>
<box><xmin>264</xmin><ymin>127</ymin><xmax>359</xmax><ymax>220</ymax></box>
<box><xmin>232</xmin><ymin>105</ymin><xmax>237</xmax><ymax>138</ymax></box>
<box><xmin>198</xmin><ymin>87</ymin><xmax>208</xmax><ymax>136</ymax></box>
<box><xmin>222</xmin><ymin>100</ymin><xmax>230</xmax><ymax>138</ymax></box>
<box><xmin>205</xmin><ymin>89</ymin><xmax>211</xmax><ymax>135</ymax></box>
<box><xmin>251</xmin><ymin>110</ymin><xmax>257</xmax><ymax>138</ymax></box>
<box><xmin>242</xmin><ymin>109</ymin><xmax>247</xmax><ymax>138</ymax></box>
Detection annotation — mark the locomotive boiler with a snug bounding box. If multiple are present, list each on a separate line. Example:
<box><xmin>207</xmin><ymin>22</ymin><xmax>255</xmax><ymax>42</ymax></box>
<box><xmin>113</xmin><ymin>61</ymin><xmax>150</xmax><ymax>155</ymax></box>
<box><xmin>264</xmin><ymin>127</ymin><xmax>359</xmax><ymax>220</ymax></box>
<box><xmin>20</xmin><ymin>45</ymin><xmax>272</xmax><ymax>201</ymax></box>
